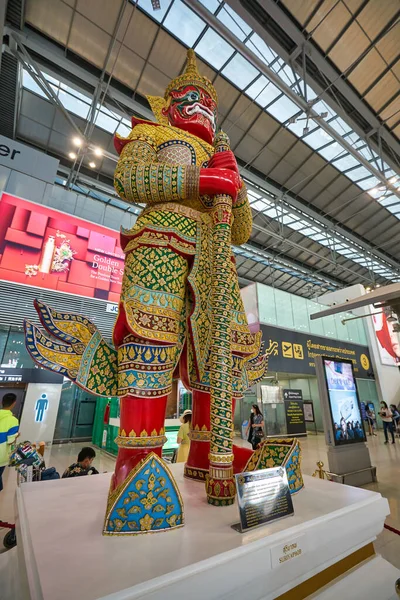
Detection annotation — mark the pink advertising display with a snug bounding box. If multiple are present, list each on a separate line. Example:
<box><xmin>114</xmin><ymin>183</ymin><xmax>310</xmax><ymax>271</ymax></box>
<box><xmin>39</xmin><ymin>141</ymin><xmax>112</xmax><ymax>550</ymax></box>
<box><xmin>0</xmin><ymin>193</ymin><xmax>124</xmax><ymax>301</ymax></box>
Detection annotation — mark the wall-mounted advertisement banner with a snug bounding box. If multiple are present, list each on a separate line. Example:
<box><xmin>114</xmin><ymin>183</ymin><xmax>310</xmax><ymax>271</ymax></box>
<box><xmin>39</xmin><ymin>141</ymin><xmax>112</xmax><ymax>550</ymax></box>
<box><xmin>372</xmin><ymin>311</ymin><xmax>400</xmax><ymax>367</ymax></box>
<box><xmin>260</xmin><ymin>324</ymin><xmax>373</xmax><ymax>378</ymax></box>
<box><xmin>0</xmin><ymin>193</ymin><xmax>124</xmax><ymax>302</ymax></box>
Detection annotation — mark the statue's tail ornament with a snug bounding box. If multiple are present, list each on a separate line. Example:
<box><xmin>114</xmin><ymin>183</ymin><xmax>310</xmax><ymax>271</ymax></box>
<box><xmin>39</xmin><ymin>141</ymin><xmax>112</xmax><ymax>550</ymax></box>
<box><xmin>24</xmin><ymin>300</ymin><xmax>118</xmax><ymax>397</ymax></box>
<box><xmin>245</xmin><ymin>339</ymin><xmax>278</xmax><ymax>388</ymax></box>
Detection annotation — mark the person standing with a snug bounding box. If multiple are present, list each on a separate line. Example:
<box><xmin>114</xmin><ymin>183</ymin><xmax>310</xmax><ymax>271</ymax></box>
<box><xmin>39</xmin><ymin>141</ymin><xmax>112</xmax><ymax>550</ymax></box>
<box><xmin>366</xmin><ymin>408</ymin><xmax>377</xmax><ymax>436</ymax></box>
<box><xmin>380</xmin><ymin>401</ymin><xmax>395</xmax><ymax>444</ymax></box>
<box><xmin>176</xmin><ymin>409</ymin><xmax>192</xmax><ymax>463</ymax></box>
<box><xmin>247</xmin><ymin>404</ymin><xmax>264</xmax><ymax>450</ymax></box>
<box><xmin>0</xmin><ymin>393</ymin><xmax>19</xmax><ymax>492</ymax></box>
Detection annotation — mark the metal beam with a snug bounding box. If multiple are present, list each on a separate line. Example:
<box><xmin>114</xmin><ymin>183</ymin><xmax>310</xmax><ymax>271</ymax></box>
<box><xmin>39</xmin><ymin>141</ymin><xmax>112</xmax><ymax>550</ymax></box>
<box><xmin>8</xmin><ymin>20</ymin><xmax>400</xmax><ymax>274</ymax></box>
<box><xmin>226</xmin><ymin>0</ymin><xmax>400</xmax><ymax>171</ymax></box>
<box><xmin>187</xmin><ymin>0</ymin><xmax>400</xmax><ymax>201</ymax></box>
<box><xmin>9</xmin><ymin>19</ymin><xmax>400</xmax><ymax>283</ymax></box>
<box><xmin>0</xmin><ymin>0</ymin><xmax>7</xmax><ymax>72</ymax></box>
<box><xmin>5</xmin><ymin>25</ymin><xmax>154</xmax><ymax>121</ymax></box>
<box><xmin>242</xmin><ymin>168</ymin><xmax>400</xmax><ymax>273</ymax></box>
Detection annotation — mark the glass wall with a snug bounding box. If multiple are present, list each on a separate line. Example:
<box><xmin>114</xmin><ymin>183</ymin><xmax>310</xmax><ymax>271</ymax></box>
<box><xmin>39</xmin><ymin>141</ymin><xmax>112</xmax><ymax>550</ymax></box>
<box><xmin>257</xmin><ymin>375</ymin><xmax>380</xmax><ymax>434</ymax></box>
<box><xmin>255</xmin><ymin>283</ymin><xmax>368</xmax><ymax>345</ymax></box>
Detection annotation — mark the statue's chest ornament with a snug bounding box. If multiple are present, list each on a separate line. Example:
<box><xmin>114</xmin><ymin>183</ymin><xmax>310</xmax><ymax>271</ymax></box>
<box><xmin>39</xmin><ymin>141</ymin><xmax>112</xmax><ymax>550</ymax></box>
<box><xmin>157</xmin><ymin>140</ymin><xmax>196</xmax><ymax>166</ymax></box>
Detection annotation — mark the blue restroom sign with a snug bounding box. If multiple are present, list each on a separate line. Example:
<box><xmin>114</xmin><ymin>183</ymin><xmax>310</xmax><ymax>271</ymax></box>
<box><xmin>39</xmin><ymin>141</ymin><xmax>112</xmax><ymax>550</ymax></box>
<box><xmin>35</xmin><ymin>393</ymin><xmax>49</xmax><ymax>422</ymax></box>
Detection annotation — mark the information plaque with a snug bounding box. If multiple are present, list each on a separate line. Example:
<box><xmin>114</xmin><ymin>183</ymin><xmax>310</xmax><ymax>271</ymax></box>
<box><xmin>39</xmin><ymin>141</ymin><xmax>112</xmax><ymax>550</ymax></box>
<box><xmin>233</xmin><ymin>467</ymin><xmax>294</xmax><ymax>533</ymax></box>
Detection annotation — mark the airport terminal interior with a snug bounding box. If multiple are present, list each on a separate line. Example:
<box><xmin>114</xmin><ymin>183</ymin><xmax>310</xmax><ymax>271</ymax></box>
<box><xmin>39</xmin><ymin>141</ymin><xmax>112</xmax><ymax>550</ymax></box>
<box><xmin>1</xmin><ymin>0</ymin><xmax>400</xmax><ymax>599</ymax></box>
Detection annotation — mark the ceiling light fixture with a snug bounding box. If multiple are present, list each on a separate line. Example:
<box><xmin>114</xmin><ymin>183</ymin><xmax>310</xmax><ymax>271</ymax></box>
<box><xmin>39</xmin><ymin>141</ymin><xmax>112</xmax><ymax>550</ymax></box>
<box><xmin>390</xmin><ymin>176</ymin><xmax>398</xmax><ymax>184</ymax></box>
<box><xmin>72</xmin><ymin>137</ymin><xmax>83</xmax><ymax>147</ymax></box>
<box><xmin>89</xmin><ymin>161</ymin><xmax>96</xmax><ymax>169</ymax></box>
<box><xmin>68</xmin><ymin>152</ymin><xmax>77</xmax><ymax>159</ymax></box>
<box><xmin>94</xmin><ymin>147</ymin><xmax>103</xmax><ymax>157</ymax></box>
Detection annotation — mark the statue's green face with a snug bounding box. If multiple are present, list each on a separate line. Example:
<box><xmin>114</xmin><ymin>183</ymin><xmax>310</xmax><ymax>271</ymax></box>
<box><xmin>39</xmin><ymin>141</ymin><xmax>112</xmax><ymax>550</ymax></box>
<box><xmin>163</xmin><ymin>84</ymin><xmax>217</xmax><ymax>144</ymax></box>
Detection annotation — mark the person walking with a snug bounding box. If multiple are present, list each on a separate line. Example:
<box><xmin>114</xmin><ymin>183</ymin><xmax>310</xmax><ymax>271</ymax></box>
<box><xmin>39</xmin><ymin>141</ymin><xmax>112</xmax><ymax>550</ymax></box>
<box><xmin>176</xmin><ymin>409</ymin><xmax>192</xmax><ymax>463</ymax></box>
<box><xmin>0</xmin><ymin>393</ymin><xmax>19</xmax><ymax>492</ymax></box>
<box><xmin>380</xmin><ymin>401</ymin><xmax>395</xmax><ymax>444</ymax></box>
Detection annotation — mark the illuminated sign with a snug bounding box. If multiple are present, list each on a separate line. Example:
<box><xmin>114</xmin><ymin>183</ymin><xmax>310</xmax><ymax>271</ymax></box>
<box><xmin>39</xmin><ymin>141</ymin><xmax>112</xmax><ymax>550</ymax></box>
<box><xmin>35</xmin><ymin>393</ymin><xmax>49</xmax><ymax>423</ymax></box>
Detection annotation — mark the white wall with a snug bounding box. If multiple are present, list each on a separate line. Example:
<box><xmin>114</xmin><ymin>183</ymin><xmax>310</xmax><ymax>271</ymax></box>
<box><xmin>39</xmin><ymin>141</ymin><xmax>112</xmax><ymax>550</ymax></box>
<box><xmin>318</xmin><ymin>285</ymin><xmax>400</xmax><ymax>408</ymax></box>
<box><xmin>19</xmin><ymin>383</ymin><xmax>62</xmax><ymax>444</ymax></box>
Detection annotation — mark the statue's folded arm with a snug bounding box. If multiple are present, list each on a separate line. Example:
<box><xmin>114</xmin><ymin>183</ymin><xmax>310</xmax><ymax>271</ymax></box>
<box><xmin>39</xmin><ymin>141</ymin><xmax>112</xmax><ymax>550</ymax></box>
<box><xmin>114</xmin><ymin>125</ymin><xmax>200</xmax><ymax>206</ymax></box>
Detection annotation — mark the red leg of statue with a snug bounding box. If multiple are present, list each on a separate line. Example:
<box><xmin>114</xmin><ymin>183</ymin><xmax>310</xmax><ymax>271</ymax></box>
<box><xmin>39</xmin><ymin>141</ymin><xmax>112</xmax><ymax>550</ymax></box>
<box><xmin>185</xmin><ymin>389</ymin><xmax>210</xmax><ymax>481</ymax></box>
<box><xmin>112</xmin><ymin>394</ymin><xmax>168</xmax><ymax>490</ymax></box>
<box><xmin>185</xmin><ymin>393</ymin><xmax>254</xmax><ymax>480</ymax></box>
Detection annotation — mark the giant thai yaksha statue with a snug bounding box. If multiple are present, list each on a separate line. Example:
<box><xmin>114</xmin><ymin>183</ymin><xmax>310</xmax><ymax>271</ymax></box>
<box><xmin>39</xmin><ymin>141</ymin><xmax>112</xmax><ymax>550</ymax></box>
<box><xmin>24</xmin><ymin>50</ymin><xmax>275</xmax><ymax>534</ymax></box>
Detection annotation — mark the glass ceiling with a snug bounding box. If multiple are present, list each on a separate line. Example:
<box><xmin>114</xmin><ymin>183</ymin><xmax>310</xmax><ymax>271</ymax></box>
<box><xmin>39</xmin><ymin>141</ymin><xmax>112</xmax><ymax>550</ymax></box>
<box><xmin>135</xmin><ymin>0</ymin><xmax>400</xmax><ymax>211</ymax></box>
<box><xmin>22</xmin><ymin>65</ymin><xmax>400</xmax><ymax>284</ymax></box>
<box><xmin>244</xmin><ymin>181</ymin><xmax>400</xmax><ymax>282</ymax></box>
<box><xmin>53</xmin><ymin>175</ymin><xmax>331</xmax><ymax>291</ymax></box>
<box><xmin>21</xmin><ymin>0</ymin><xmax>400</xmax><ymax>285</ymax></box>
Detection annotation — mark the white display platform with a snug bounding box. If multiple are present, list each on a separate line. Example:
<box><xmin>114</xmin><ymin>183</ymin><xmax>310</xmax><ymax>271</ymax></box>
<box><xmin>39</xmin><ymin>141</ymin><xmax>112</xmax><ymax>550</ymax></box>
<box><xmin>15</xmin><ymin>466</ymin><xmax>399</xmax><ymax>600</ymax></box>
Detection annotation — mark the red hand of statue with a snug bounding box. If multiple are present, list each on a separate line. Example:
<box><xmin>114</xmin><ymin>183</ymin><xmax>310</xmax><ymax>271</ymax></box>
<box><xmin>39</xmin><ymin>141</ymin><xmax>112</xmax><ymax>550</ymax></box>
<box><xmin>199</xmin><ymin>168</ymin><xmax>241</xmax><ymax>200</ymax></box>
<box><xmin>207</xmin><ymin>150</ymin><xmax>239</xmax><ymax>175</ymax></box>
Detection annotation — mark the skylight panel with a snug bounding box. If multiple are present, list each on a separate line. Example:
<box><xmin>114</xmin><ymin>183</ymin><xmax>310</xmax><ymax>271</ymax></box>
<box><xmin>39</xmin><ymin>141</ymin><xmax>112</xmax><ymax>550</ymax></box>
<box><xmin>138</xmin><ymin>0</ymin><xmax>173</xmax><ymax>22</ymax></box>
<box><xmin>58</xmin><ymin>91</ymin><xmax>90</xmax><ymax>119</ymax></box>
<box><xmin>267</xmin><ymin>95</ymin><xmax>299</xmax><ymax>122</ymax></box>
<box><xmin>279</xmin><ymin>64</ymin><xmax>300</xmax><ymax>87</ymax></box>
<box><xmin>318</xmin><ymin>141</ymin><xmax>344</xmax><ymax>161</ymax></box>
<box><xmin>198</xmin><ymin>0</ymin><xmax>221</xmax><ymax>13</ymax></box>
<box><xmin>95</xmin><ymin>109</ymin><xmax>118</xmax><ymax>134</ymax></box>
<box><xmin>195</xmin><ymin>28</ymin><xmax>235</xmax><ymax>69</ymax></box>
<box><xmin>379</xmin><ymin>195</ymin><xmax>400</xmax><ymax>208</ymax></box>
<box><xmin>332</xmin><ymin>154</ymin><xmax>360</xmax><ymax>171</ymax></box>
<box><xmin>217</xmin><ymin>5</ymin><xmax>251</xmax><ymax>40</ymax></box>
<box><xmin>164</xmin><ymin>1</ymin><xmax>206</xmax><ymax>46</ymax></box>
<box><xmin>312</xmin><ymin>100</ymin><xmax>337</xmax><ymax>120</ymax></box>
<box><xmin>357</xmin><ymin>176</ymin><xmax>380</xmax><ymax>190</ymax></box>
<box><xmin>250</xmin><ymin>199</ymin><xmax>269</xmax><ymax>212</ymax></box>
<box><xmin>222</xmin><ymin>54</ymin><xmax>259</xmax><ymax>89</ymax></box>
<box><xmin>344</xmin><ymin>165</ymin><xmax>374</xmax><ymax>182</ymax></box>
<box><xmin>246</xmin><ymin>33</ymin><xmax>277</xmax><ymax>66</ymax></box>
<box><xmin>287</xmin><ymin>119</ymin><xmax>316</xmax><ymax>137</ymax></box>
<box><xmin>303</xmin><ymin>127</ymin><xmax>334</xmax><ymax>150</ymax></box>
<box><xmin>23</xmin><ymin>70</ymin><xmax>46</xmax><ymax>97</ymax></box>
<box><xmin>282</xmin><ymin>215</ymin><xmax>296</xmax><ymax>225</ymax></box>
<box><xmin>328</xmin><ymin>116</ymin><xmax>352</xmax><ymax>135</ymax></box>
<box><xmin>357</xmin><ymin>144</ymin><xmax>377</xmax><ymax>162</ymax></box>
<box><xmin>116</xmin><ymin>120</ymin><xmax>131</xmax><ymax>137</ymax></box>
<box><xmin>246</xmin><ymin>75</ymin><xmax>281</xmax><ymax>107</ymax></box>
<box><xmin>59</xmin><ymin>82</ymin><xmax>91</xmax><ymax>103</ymax></box>
<box><xmin>263</xmin><ymin>207</ymin><xmax>279</xmax><ymax>218</ymax></box>
<box><xmin>343</xmin><ymin>131</ymin><xmax>361</xmax><ymax>146</ymax></box>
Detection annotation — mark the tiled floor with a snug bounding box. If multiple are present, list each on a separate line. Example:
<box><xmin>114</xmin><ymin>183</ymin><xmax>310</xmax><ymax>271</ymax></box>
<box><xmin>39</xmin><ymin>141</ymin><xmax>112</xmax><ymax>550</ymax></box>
<box><xmin>1</xmin><ymin>433</ymin><xmax>400</xmax><ymax>567</ymax></box>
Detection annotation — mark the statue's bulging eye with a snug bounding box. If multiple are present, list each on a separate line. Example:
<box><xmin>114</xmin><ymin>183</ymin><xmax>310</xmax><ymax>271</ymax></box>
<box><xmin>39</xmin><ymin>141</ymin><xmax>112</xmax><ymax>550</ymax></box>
<box><xmin>187</xmin><ymin>91</ymin><xmax>199</xmax><ymax>102</ymax></box>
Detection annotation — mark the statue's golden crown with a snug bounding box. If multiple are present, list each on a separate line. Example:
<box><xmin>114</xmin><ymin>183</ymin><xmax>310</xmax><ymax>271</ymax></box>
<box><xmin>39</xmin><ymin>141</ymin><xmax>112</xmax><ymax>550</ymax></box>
<box><xmin>164</xmin><ymin>49</ymin><xmax>218</xmax><ymax>103</ymax></box>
